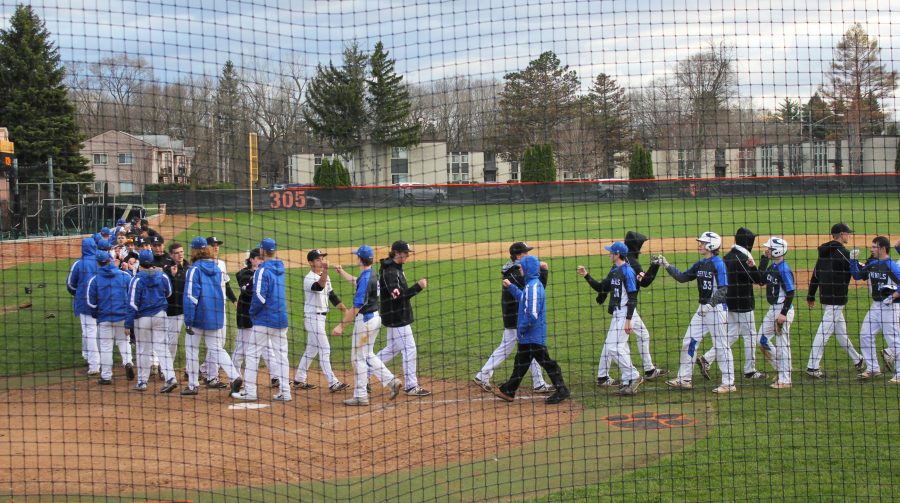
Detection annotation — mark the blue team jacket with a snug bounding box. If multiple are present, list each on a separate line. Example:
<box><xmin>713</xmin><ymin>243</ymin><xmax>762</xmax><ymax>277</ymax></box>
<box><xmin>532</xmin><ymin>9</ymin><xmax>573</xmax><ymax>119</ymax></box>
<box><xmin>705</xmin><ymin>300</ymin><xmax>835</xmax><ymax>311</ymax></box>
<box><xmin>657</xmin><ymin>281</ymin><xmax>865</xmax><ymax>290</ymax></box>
<box><xmin>183</xmin><ymin>259</ymin><xmax>225</xmax><ymax>330</ymax></box>
<box><xmin>66</xmin><ymin>238</ymin><xmax>99</xmax><ymax>316</ymax></box>
<box><xmin>505</xmin><ymin>255</ymin><xmax>547</xmax><ymax>346</ymax></box>
<box><xmin>87</xmin><ymin>262</ymin><xmax>133</xmax><ymax>323</ymax></box>
<box><xmin>250</xmin><ymin>259</ymin><xmax>289</xmax><ymax>329</ymax></box>
<box><xmin>127</xmin><ymin>269</ymin><xmax>172</xmax><ymax>327</ymax></box>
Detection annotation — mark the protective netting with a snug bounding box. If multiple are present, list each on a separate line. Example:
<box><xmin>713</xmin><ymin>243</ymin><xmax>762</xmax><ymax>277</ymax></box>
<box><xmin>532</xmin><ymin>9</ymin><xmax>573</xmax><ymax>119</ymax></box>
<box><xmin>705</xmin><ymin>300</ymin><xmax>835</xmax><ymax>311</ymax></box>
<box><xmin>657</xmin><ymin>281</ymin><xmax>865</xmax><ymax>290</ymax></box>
<box><xmin>1</xmin><ymin>2</ymin><xmax>899</xmax><ymax>502</ymax></box>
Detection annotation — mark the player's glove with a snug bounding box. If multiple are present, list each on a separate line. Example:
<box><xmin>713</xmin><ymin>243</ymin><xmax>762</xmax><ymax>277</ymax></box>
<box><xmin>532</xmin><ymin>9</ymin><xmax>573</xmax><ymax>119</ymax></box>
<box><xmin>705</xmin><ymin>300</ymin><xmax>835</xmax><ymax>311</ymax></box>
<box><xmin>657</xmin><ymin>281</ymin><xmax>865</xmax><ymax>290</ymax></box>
<box><xmin>883</xmin><ymin>296</ymin><xmax>896</xmax><ymax>305</ymax></box>
<box><xmin>698</xmin><ymin>303</ymin><xmax>712</xmax><ymax>317</ymax></box>
<box><xmin>849</xmin><ymin>248</ymin><xmax>860</xmax><ymax>261</ymax></box>
<box><xmin>185</xmin><ymin>326</ymin><xmax>195</xmax><ymax>335</ymax></box>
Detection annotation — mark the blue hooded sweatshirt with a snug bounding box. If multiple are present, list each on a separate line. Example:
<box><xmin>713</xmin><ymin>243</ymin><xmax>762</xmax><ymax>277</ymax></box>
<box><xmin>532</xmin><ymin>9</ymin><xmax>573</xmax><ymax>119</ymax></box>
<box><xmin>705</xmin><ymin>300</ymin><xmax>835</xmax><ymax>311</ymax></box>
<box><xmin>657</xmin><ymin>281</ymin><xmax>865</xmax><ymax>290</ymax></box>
<box><xmin>66</xmin><ymin>238</ymin><xmax>99</xmax><ymax>316</ymax></box>
<box><xmin>504</xmin><ymin>255</ymin><xmax>547</xmax><ymax>346</ymax></box>
<box><xmin>127</xmin><ymin>268</ymin><xmax>172</xmax><ymax>327</ymax></box>
<box><xmin>87</xmin><ymin>261</ymin><xmax>133</xmax><ymax>323</ymax></box>
<box><xmin>183</xmin><ymin>259</ymin><xmax>224</xmax><ymax>330</ymax></box>
<box><xmin>250</xmin><ymin>259</ymin><xmax>288</xmax><ymax>329</ymax></box>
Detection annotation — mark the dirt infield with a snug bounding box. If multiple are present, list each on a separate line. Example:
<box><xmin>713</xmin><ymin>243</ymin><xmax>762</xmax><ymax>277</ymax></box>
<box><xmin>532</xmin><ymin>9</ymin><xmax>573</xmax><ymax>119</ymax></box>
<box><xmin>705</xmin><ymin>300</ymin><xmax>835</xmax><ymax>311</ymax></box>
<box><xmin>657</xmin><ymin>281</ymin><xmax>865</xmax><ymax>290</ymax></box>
<box><xmin>0</xmin><ymin>369</ymin><xmax>581</xmax><ymax>497</ymax></box>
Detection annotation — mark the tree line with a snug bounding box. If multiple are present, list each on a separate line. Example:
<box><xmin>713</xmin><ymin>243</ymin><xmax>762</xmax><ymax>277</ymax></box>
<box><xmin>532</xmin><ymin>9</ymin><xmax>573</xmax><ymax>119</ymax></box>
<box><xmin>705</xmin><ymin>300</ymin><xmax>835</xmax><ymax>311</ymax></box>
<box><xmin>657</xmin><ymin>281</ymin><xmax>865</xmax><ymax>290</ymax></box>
<box><xmin>0</xmin><ymin>4</ymin><xmax>896</xmax><ymax>187</ymax></box>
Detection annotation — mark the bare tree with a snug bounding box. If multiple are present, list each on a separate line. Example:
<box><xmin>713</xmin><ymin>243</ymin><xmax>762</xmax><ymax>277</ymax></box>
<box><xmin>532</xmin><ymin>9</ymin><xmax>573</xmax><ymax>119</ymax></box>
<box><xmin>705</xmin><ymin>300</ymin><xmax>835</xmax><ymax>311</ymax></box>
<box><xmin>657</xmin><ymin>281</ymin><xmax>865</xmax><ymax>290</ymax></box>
<box><xmin>89</xmin><ymin>54</ymin><xmax>155</xmax><ymax>131</ymax></box>
<box><xmin>410</xmin><ymin>76</ymin><xmax>501</xmax><ymax>152</ymax></box>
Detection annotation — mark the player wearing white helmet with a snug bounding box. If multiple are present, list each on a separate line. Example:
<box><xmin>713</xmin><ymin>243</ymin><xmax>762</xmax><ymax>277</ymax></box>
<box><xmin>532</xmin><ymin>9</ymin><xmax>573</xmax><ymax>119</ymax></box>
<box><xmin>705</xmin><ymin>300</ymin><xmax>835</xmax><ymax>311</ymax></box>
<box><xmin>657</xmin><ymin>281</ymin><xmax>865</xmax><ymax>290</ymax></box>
<box><xmin>756</xmin><ymin>237</ymin><xmax>796</xmax><ymax>389</ymax></box>
<box><xmin>657</xmin><ymin>232</ymin><xmax>736</xmax><ymax>393</ymax></box>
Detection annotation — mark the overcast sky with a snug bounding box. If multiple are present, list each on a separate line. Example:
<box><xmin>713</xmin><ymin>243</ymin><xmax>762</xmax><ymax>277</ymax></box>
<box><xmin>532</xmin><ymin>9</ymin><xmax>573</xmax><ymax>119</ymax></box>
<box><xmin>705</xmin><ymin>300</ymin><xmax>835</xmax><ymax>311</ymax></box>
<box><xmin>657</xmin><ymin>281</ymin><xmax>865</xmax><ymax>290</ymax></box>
<box><xmin>1</xmin><ymin>0</ymin><xmax>897</xmax><ymax>113</ymax></box>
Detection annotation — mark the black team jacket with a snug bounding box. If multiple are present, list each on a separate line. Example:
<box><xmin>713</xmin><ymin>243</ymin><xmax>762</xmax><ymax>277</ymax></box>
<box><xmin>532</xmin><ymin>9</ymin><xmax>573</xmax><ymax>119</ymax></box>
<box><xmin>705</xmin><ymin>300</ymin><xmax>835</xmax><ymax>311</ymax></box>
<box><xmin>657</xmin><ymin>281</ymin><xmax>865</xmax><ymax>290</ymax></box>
<box><xmin>807</xmin><ymin>240</ymin><xmax>852</xmax><ymax>306</ymax></box>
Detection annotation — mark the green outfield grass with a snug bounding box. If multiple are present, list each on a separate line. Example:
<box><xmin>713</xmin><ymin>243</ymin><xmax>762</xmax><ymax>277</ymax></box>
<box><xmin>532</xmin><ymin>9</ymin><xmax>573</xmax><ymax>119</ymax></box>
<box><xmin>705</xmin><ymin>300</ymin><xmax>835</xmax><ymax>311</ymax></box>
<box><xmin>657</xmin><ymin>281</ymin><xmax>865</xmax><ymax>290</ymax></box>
<box><xmin>1</xmin><ymin>194</ymin><xmax>898</xmax><ymax>501</ymax></box>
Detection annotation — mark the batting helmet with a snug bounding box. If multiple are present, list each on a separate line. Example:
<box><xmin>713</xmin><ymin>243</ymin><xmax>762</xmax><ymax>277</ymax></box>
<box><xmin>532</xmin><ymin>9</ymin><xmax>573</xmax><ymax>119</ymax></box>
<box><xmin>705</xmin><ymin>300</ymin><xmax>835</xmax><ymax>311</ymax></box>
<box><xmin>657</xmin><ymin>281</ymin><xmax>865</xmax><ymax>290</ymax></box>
<box><xmin>697</xmin><ymin>231</ymin><xmax>722</xmax><ymax>252</ymax></box>
<box><xmin>763</xmin><ymin>237</ymin><xmax>789</xmax><ymax>258</ymax></box>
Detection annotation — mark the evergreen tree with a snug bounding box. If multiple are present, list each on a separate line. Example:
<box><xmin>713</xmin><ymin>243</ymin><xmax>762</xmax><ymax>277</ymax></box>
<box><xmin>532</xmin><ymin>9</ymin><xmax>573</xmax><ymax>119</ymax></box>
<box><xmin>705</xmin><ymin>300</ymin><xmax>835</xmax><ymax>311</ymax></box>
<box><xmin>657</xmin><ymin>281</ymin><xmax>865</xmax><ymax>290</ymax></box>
<box><xmin>587</xmin><ymin>73</ymin><xmax>631</xmax><ymax>178</ymax></box>
<box><xmin>214</xmin><ymin>60</ymin><xmax>245</xmax><ymax>183</ymax></box>
<box><xmin>367</xmin><ymin>41</ymin><xmax>421</xmax><ymax>148</ymax></box>
<box><xmin>521</xmin><ymin>144</ymin><xmax>556</xmax><ymax>182</ymax></box>
<box><xmin>332</xmin><ymin>158</ymin><xmax>351</xmax><ymax>186</ymax></box>
<box><xmin>775</xmin><ymin>98</ymin><xmax>802</xmax><ymax>124</ymax></box>
<box><xmin>0</xmin><ymin>5</ymin><xmax>90</xmax><ymax>183</ymax></box>
<box><xmin>629</xmin><ymin>144</ymin><xmax>654</xmax><ymax>179</ymax></box>
<box><xmin>313</xmin><ymin>158</ymin><xmax>328</xmax><ymax>186</ymax></box>
<box><xmin>304</xmin><ymin>43</ymin><xmax>368</xmax><ymax>159</ymax></box>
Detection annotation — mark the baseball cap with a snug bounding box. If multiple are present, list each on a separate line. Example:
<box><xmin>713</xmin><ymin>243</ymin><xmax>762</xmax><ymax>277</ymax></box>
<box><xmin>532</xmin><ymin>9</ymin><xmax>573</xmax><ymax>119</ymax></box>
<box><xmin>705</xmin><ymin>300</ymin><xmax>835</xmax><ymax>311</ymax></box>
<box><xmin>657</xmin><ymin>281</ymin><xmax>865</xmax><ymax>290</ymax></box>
<box><xmin>352</xmin><ymin>245</ymin><xmax>375</xmax><ymax>260</ymax></box>
<box><xmin>150</xmin><ymin>235</ymin><xmax>165</xmax><ymax>245</ymax></box>
<box><xmin>259</xmin><ymin>238</ymin><xmax>277</xmax><ymax>252</ymax></box>
<box><xmin>133</xmin><ymin>236</ymin><xmax>146</xmax><ymax>247</ymax></box>
<box><xmin>96</xmin><ymin>239</ymin><xmax>111</xmax><ymax>251</ymax></box>
<box><xmin>831</xmin><ymin>223</ymin><xmax>853</xmax><ymax>234</ymax></box>
<box><xmin>391</xmin><ymin>240</ymin><xmax>413</xmax><ymax>253</ymax></box>
<box><xmin>307</xmin><ymin>249</ymin><xmax>327</xmax><ymax>261</ymax></box>
<box><xmin>138</xmin><ymin>250</ymin><xmax>155</xmax><ymax>267</ymax></box>
<box><xmin>206</xmin><ymin>236</ymin><xmax>224</xmax><ymax>245</ymax></box>
<box><xmin>191</xmin><ymin>236</ymin><xmax>209</xmax><ymax>249</ymax></box>
<box><xmin>100</xmin><ymin>227</ymin><xmax>111</xmax><ymax>236</ymax></box>
<box><xmin>604</xmin><ymin>241</ymin><xmax>629</xmax><ymax>256</ymax></box>
<box><xmin>116</xmin><ymin>218</ymin><xmax>126</xmax><ymax>226</ymax></box>
<box><xmin>95</xmin><ymin>251</ymin><xmax>111</xmax><ymax>263</ymax></box>
<box><xmin>509</xmin><ymin>242</ymin><xmax>534</xmax><ymax>256</ymax></box>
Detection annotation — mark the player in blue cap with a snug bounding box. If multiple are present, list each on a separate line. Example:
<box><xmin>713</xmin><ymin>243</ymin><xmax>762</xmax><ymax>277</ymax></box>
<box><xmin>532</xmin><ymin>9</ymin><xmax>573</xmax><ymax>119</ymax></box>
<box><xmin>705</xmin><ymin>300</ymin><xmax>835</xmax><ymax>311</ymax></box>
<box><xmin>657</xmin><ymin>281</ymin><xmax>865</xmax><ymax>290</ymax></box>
<box><xmin>87</xmin><ymin>250</ymin><xmax>135</xmax><ymax>385</ymax></box>
<box><xmin>127</xmin><ymin>250</ymin><xmax>176</xmax><ymax>392</ymax></box>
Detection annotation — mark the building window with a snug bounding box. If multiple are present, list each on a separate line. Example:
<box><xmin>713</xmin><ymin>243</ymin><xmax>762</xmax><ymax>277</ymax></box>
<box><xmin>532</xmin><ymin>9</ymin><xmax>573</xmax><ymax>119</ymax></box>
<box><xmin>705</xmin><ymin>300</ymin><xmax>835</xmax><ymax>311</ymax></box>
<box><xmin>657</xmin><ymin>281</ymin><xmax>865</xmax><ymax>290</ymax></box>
<box><xmin>738</xmin><ymin>148</ymin><xmax>756</xmax><ymax>176</ymax></box>
<box><xmin>119</xmin><ymin>181</ymin><xmax>134</xmax><ymax>193</ymax></box>
<box><xmin>314</xmin><ymin>153</ymin><xmax>337</xmax><ymax>168</ymax></box>
<box><xmin>448</xmin><ymin>152</ymin><xmax>469</xmax><ymax>183</ymax></box>
<box><xmin>761</xmin><ymin>145</ymin><xmax>774</xmax><ymax>176</ymax></box>
<box><xmin>813</xmin><ymin>141</ymin><xmax>828</xmax><ymax>174</ymax></box>
<box><xmin>93</xmin><ymin>153</ymin><xmax>108</xmax><ymax>165</ymax></box>
<box><xmin>509</xmin><ymin>161</ymin><xmax>519</xmax><ymax>181</ymax></box>
<box><xmin>391</xmin><ymin>147</ymin><xmax>409</xmax><ymax>184</ymax></box>
<box><xmin>677</xmin><ymin>149</ymin><xmax>688</xmax><ymax>178</ymax></box>
<box><xmin>118</xmin><ymin>152</ymin><xmax>133</xmax><ymax>165</ymax></box>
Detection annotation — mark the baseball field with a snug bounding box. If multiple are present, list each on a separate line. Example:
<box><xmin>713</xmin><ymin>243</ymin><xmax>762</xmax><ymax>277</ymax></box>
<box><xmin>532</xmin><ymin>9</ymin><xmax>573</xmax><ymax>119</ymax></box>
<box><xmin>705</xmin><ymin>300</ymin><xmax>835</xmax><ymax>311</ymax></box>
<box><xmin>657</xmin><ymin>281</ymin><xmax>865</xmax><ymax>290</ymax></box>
<box><xmin>1</xmin><ymin>193</ymin><xmax>899</xmax><ymax>502</ymax></box>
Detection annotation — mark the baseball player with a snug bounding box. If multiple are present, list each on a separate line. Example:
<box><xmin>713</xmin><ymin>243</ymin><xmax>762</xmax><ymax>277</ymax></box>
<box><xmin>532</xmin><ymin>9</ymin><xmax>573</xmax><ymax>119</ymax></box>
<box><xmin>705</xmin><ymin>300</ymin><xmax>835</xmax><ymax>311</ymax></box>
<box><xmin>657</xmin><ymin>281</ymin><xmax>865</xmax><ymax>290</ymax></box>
<box><xmin>621</xmin><ymin>231</ymin><xmax>667</xmax><ymax>379</ymax></box>
<box><xmin>331</xmin><ymin>245</ymin><xmax>402</xmax><ymax>406</ymax></box>
<box><xmin>658</xmin><ymin>232</ymin><xmax>736</xmax><ymax>393</ymax></box>
<box><xmin>374</xmin><ymin>241</ymin><xmax>431</xmax><ymax>397</ymax></box>
<box><xmin>181</xmin><ymin>237</ymin><xmax>243</xmax><ymax>396</ymax></box>
<box><xmin>473</xmin><ymin>242</ymin><xmax>552</xmax><ymax>394</ymax></box>
<box><xmin>164</xmin><ymin>242</ymin><xmax>188</xmax><ymax>371</ymax></box>
<box><xmin>66</xmin><ymin>237</ymin><xmax>101</xmax><ymax>375</ymax></box>
<box><xmin>577</xmin><ymin>242</ymin><xmax>643</xmax><ymax>396</ymax></box>
<box><xmin>805</xmin><ymin>223</ymin><xmax>865</xmax><ymax>378</ymax></box>
<box><xmin>491</xmin><ymin>254</ymin><xmax>570</xmax><ymax>404</ymax></box>
<box><xmin>756</xmin><ymin>237</ymin><xmax>796</xmax><ymax>389</ymax></box>
<box><xmin>200</xmin><ymin>236</ymin><xmax>237</xmax><ymax>388</ymax></box>
<box><xmin>232</xmin><ymin>238</ymin><xmax>292</xmax><ymax>402</ymax></box>
<box><xmin>232</xmin><ymin>248</ymin><xmax>276</xmax><ymax>382</ymax></box>
<box><xmin>292</xmin><ymin>249</ymin><xmax>350</xmax><ymax>392</ymax></box>
<box><xmin>698</xmin><ymin>228</ymin><xmax>767</xmax><ymax>380</ymax></box>
<box><xmin>148</xmin><ymin>234</ymin><xmax>169</xmax><ymax>376</ymax></box>
<box><xmin>850</xmin><ymin>236</ymin><xmax>900</xmax><ymax>383</ymax></box>
<box><xmin>86</xmin><ymin>251</ymin><xmax>135</xmax><ymax>384</ymax></box>
<box><xmin>127</xmin><ymin>250</ymin><xmax>176</xmax><ymax>392</ymax></box>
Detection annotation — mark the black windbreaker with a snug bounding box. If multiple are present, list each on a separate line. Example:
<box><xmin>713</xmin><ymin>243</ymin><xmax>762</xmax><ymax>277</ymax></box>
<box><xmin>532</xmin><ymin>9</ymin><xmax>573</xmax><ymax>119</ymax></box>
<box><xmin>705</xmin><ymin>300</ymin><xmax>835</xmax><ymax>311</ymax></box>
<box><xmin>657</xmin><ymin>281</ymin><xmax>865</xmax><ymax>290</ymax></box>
<box><xmin>501</xmin><ymin>260</ymin><xmax>548</xmax><ymax>329</ymax></box>
<box><xmin>235</xmin><ymin>266</ymin><xmax>254</xmax><ymax>329</ymax></box>
<box><xmin>164</xmin><ymin>258</ymin><xmax>189</xmax><ymax>316</ymax></box>
<box><xmin>378</xmin><ymin>258</ymin><xmax>423</xmax><ymax>328</ymax></box>
<box><xmin>624</xmin><ymin>231</ymin><xmax>660</xmax><ymax>289</ymax></box>
<box><xmin>724</xmin><ymin>227</ymin><xmax>764</xmax><ymax>313</ymax></box>
<box><xmin>807</xmin><ymin>240</ymin><xmax>852</xmax><ymax>306</ymax></box>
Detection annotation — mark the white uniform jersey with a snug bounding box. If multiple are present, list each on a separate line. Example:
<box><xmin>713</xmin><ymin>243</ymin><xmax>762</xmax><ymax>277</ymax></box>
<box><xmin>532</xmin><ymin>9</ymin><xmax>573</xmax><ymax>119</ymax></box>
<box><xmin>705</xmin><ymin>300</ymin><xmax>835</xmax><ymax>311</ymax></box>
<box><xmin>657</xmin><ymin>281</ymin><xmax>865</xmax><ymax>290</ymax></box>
<box><xmin>304</xmin><ymin>270</ymin><xmax>332</xmax><ymax>315</ymax></box>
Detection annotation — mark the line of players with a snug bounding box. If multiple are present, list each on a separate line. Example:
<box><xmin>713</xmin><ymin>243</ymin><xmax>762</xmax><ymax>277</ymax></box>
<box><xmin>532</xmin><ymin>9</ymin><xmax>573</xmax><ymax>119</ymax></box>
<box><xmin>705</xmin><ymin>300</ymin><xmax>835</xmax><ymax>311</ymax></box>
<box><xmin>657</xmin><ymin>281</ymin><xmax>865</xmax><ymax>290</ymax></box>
<box><xmin>564</xmin><ymin>225</ymin><xmax>900</xmax><ymax>397</ymax></box>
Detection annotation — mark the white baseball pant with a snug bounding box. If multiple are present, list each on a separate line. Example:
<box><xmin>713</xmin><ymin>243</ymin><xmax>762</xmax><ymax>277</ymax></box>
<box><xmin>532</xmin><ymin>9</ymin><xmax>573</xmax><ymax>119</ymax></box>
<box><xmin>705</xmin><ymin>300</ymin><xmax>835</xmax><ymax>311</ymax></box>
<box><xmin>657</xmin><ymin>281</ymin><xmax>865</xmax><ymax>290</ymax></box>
<box><xmin>165</xmin><ymin>314</ymin><xmax>183</xmax><ymax>363</ymax></box>
<box><xmin>185</xmin><ymin>328</ymin><xmax>239</xmax><ymax>389</ymax></box>
<box><xmin>600</xmin><ymin>311</ymin><xmax>640</xmax><ymax>383</ymax></box>
<box><xmin>475</xmin><ymin>328</ymin><xmax>547</xmax><ymax>388</ymax></box>
<box><xmin>242</xmin><ymin>325</ymin><xmax>291</xmax><ymax>398</ymax></box>
<box><xmin>97</xmin><ymin>320</ymin><xmax>133</xmax><ymax>380</ymax></box>
<box><xmin>134</xmin><ymin>311</ymin><xmax>174</xmax><ymax>382</ymax></box>
<box><xmin>597</xmin><ymin>310</ymin><xmax>655</xmax><ymax>376</ymax></box>
<box><xmin>759</xmin><ymin>305</ymin><xmax>795</xmax><ymax>384</ymax></box>
<box><xmin>232</xmin><ymin>327</ymin><xmax>276</xmax><ymax>372</ymax></box>
<box><xmin>806</xmin><ymin>304</ymin><xmax>862</xmax><ymax>370</ymax></box>
<box><xmin>676</xmin><ymin>305</ymin><xmax>733</xmax><ymax>386</ymax></box>
<box><xmin>374</xmin><ymin>324</ymin><xmax>420</xmax><ymax>390</ymax></box>
<box><xmin>858</xmin><ymin>302</ymin><xmax>900</xmax><ymax>376</ymax></box>
<box><xmin>295</xmin><ymin>313</ymin><xmax>339</xmax><ymax>386</ymax></box>
<box><xmin>201</xmin><ymin>318</ymin><xmax>227</xmax><ymax>378</ymax></box>
<box><xmin>704</xmin><ymin>310</ymin><xmax>759</xmax><ymax>376</ymax></box>
<box><xmin>80</xmin><ymin>314</ymin><xmax>100</xmax><ymax>373</ymax></box>
<box><xmin>351</xmin><ymin>314</ymin><xmax>394</xmax><ymax>399</ymax></box>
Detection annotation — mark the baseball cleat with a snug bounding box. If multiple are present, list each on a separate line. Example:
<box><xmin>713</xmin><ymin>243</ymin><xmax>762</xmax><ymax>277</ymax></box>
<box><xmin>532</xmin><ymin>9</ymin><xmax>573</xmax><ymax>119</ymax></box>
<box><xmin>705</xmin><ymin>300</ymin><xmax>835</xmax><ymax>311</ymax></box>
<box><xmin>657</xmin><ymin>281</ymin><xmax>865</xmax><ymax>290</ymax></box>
<box><xmin>615</xmin><ymin>376</ymin><xmax>644</xmax><ymax>396</ymax></box>
<box><xmin>292</xmin><ymin>381</ymin><xmax>318</xmax><ymax>390</ymax></box>
<box><xmin>98</xmin><ymin>378</ymin><xmax>112</xmax><ymax>385</ymax></box>
<box><xmin>532</xmin><ymin>384</ymin><xmax>556</xmax><ymax>394</ymax></box>
<box><xmin>769</xmin><ymin>382</ymin><xmax>792</xmax><ymax>389</ymax></box>
<box><xmin>388</xmin><ymin>378</ymin><xmax>402</xmax><ymax>400</ymax></box>
<box><xmin>857</xmin><ymin>370</ymin><xmax>882</xmax><ymax>380</ymax></box>
<box><xmin>805</xmin><ymin>368</ymin><xmax>824</xmax><ymax>379</ymax></box>
<box><xmin>491</xmin><ymin>386</ymin><xmax>514</xmax><ymax>402</ymax></box>
<box><xmin>744</xmin><ymin>371</ymin><xmax>768</xmax><ymax>379</ymax></box>
<box><xmin>180</xmin><ymin>386</ymin><xmax>198</xmax><ymax>396</ymax></box>
<box><xmin>697</xmin><ymin>356</ymin><xmax>711</xmax><ymax>380</ymax></box>
<box><xmin>665</xmin><ymin>378</ymin><xmax>692</xmax><ymax>389</ymax></box>
<box><xmin>231</xmin><ymin>391</ymin><xmax>257</xmax><ymax>401</ymax></box>
<box><xmin>854</xmin><ymin>359</ymin><xmax>866</xmax><ymax>372</ymax></box>
<box><xmin>271</xmin><ymin>378</ymin><xmax>280</xmax><ymax>388</ymax></box>
<box><xmin>545</xmin><ymin>387</ymin><xmax>570</xmax><ymax>404</ymax></box>
<box><xmin>712</xmin><ymin>384</ymin><xmax>737</xmax><ymax>394</ymax></box>
<box><xmin>160</xmin><ymin>378</ymin><xmax>178</xmax><ymax>393</ymax></box>
<box><xmin>272</xmin><ymin>393</ymin><xmax>292</xmax><ymax>402</ymax></box>
<box><xmin>644</xmin><ymin>368</ymin><xmax>669</xmax><ymax>380</ymax></box>
<box><xmin>230</xmin><ymin>377</ymin><xmax>244</xmax><ymax>395</ymax></box>
<box><xmin>124</xmin><ymin>363</ymin><xmax>135</xmax><ymax>381</ymax></box>
<box><xmin>86</xmin><ymin>369</ymin><xmax>100</xmax><ymax>376</ymax></box>
<box><xmin>134</xmin><ymin>381</ymin><xmax>148</xmax><ymax>391</ymax></box>
<box><xmin>343</xmin><ymin>397</ymin><xmax>370</xmax><ymax>406</ymax></box>
<box><xmin>473</xmin><ymin>377</ymin><xmax>493</xmax><ymax>392</ymax></box>
<box><xmin>206</xmin><ymin>377</ymin><xmax>227</xmax><ymax>389</ymax></box>
<box><xmin>888</xmin><ymin>376</ymin><xmax>900</xmax><ymax>384</ymax></box>
<box><xmin>596</xmin><ymin>376</ymin><xmax>619</xmax><ymax>387</ymax></box>
<box><xmin>404</xmin><ymin>386</ymin><xmax>432</xmax><ymax>397</ymax></box>
<box><xmin>881</xmin><ymin>349</ymin><xmax>896</xmax><ymax>373</ymax></box>
<box><xmin>328</xmin><ymin>382</ymin><xmax>350</xmax><ymax>393</ymax></box>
